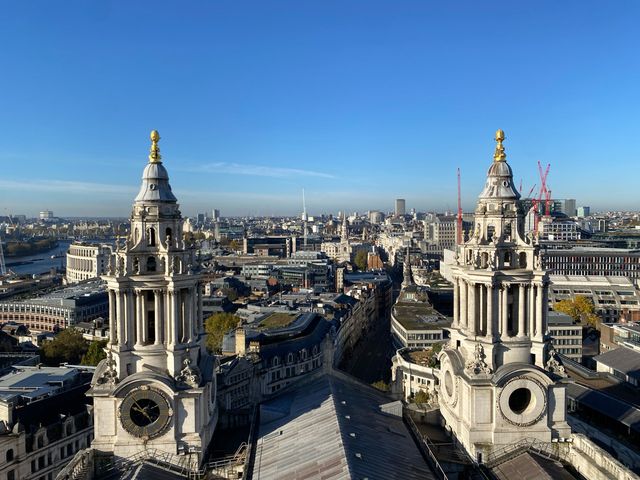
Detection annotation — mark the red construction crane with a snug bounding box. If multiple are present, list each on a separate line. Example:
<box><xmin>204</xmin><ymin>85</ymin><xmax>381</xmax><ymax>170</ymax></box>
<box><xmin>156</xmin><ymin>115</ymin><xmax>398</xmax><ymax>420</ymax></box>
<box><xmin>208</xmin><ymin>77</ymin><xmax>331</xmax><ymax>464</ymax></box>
<box><xmin>526</xmin><ymin>184</ymin><xmax>537</xmax><ymax>199</ymax></box>
<box><xmin>457</xmin><ymin>168</ymin><xmax>463</xmax><ymax>244</ymax></box>
<box><xmin>537</xmin><ymin>160</ymin><xmax>551</xmax><ymax>214</ymax></box>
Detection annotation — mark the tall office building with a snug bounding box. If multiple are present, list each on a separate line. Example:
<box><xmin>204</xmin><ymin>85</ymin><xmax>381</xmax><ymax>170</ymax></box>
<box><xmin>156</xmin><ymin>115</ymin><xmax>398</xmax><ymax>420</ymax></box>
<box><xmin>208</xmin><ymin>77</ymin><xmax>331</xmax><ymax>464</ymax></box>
<box><xmin>395</xmin><ymin>198</ymin><xmax>406</xmax><ymax>216</ymax></box>
<box><xmin>561</xmin><ymin>199</ymin><xmax>576</xmax><ymax>217</ymax></box>
<box><xmin>576</xmin><ymin>206</ymin><xmax>590</xmax><ymax>218</ymax></box>
<box><xmin>89</xmin><ymin>131</ymin><xmax>217</xmax><ymax>469</ymax></box>
<box><xmin>439</xmin><ymin>130</ymin><xmax>570</xmax><ymax>461</ymax></box>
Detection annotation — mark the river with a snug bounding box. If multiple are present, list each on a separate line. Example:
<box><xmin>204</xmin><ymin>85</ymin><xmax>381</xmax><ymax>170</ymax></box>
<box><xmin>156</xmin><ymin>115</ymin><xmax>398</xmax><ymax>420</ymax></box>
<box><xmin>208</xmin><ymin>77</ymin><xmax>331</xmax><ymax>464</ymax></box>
<box><xmin>5</xmin><ymin>240</ymin><xmax>72</xmax><ymax>276</ymax></box>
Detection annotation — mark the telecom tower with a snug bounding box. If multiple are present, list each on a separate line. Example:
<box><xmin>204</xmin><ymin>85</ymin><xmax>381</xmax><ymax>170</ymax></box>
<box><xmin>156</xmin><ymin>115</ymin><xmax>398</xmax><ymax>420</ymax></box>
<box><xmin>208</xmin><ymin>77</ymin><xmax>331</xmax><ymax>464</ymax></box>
<box><xmin>302</xmin><ymin>189</ymin><xmax>308</xmax><ymax>246</ymax></box>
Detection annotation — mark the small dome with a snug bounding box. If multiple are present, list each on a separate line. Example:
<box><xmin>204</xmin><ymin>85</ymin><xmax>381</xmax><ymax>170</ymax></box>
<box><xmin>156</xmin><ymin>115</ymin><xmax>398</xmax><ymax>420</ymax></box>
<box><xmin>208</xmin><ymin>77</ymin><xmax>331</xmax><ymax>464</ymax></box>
<box><xmin>478</xmin><ymin>160</ymin><xmax>520</xmax><ymax>200</ymax></box>
<box><xmin>142</xmin><ymin>162</ymin><xmax>170</xmax><ymax>181</ymax></box>
<box><xmin>487</xmin><ymin>161</ymin><xmax>513</xmax><ymax>178</ymax></box>
<box><xmin>134</xmin><ymin>162</ymin><xmax>178</xmax><ymax>203</ymax></box>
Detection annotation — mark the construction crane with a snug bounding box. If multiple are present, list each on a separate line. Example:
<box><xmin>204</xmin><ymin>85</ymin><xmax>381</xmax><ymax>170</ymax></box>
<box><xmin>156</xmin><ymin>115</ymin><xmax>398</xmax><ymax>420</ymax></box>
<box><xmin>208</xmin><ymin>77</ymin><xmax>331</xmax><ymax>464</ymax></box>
<box><xmin>537</xmin><ymin>161</ymin><xmax>551</xmax><ymax>215</ymax></box>
<box><xmin>457</xmin><ymin>168</ymin><xmax>463</xmax><ymax>245</ymax></box>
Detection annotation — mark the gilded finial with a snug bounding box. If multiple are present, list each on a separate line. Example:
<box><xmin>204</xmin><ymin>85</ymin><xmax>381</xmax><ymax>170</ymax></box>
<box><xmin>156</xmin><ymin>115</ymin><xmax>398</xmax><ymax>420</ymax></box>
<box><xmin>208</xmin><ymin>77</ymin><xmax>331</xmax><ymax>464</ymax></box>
<box><xmin>493</xmin><ymin>129</ymin><xmax>506</xmax><ymax>162</ymax></box>
<box><xmin>149</xmin><ymin>130</ymin><xmax>162</xmax><ymax>163</ymax></box>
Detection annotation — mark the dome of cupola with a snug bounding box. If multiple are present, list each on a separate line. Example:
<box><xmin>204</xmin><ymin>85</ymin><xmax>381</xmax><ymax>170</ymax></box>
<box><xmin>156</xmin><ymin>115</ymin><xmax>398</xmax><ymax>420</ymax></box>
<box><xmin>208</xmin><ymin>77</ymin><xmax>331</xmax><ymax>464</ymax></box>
<box><xmin>134</xmin><ymin>130</ymin><xmax>178</xmax><ymax>203</ymax></box>
<box><xmin>478</xmin><ymin>129</ymin><xmax>521</xmax><ymax>201</ymax></box>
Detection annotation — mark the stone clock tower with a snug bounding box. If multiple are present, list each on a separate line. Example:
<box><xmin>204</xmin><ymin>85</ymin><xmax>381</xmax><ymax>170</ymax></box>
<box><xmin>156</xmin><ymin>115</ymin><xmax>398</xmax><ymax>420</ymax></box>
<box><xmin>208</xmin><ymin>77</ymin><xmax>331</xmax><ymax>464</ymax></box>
<box><xmin>89</xmin><ymin>131</ymin><xmax>217</xmax><ymax>468</ymax></box>
<box><xmin>438</xmin><ymin>130</ymin><xmax>570</xmax><ymax>461</ymax></box>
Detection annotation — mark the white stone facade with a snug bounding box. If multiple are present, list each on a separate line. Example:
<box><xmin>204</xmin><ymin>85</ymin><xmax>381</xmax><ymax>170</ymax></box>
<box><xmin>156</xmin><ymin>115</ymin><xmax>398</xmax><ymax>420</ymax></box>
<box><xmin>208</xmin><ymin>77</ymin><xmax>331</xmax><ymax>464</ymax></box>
<box><xmin>391</xmin><ymin>348</ymin><xmax>439</xmax><ymax>401</ymax></box>
<box><xmin>88</xmin><ymin>131</ymin><xmax>217</xmax><ymax>469</ymax></box>
<box><xmin>438</xmin><ymin>130</ymin><xmax>571</xmax><ymax>461</ymax></box>
<box><xmin>65</xmin><ymin>243</ymin><xmax>113</xmax><ymax>284</ymax></box>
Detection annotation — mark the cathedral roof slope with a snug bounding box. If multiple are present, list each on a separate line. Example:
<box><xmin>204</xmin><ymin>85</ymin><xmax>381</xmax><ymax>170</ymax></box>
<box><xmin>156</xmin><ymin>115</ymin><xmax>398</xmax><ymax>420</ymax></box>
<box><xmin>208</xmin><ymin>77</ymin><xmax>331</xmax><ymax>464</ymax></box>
<box><xmin>491</xmin><ymin>451</ymin><xmax>580</xmax><ymax>480</ymax></box>
<box><xmin>251</xmin><ymin>373</ymin><xmax>436</xmax><ymax>479</ymax></box>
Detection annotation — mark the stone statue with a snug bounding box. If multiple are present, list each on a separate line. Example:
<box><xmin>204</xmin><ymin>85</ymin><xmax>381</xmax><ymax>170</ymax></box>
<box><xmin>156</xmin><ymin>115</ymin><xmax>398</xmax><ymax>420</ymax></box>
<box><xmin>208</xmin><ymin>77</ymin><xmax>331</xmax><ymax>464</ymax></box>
<box><xmin>176</xmin><ymin>358</ymin><xmax>202</xmax><ymax>388</ymax></box>
<box><xmin>545</xmin><ymin>347</ymin><xmax>567</xmax><ymax>377</ymax></box>
<box><xmin>465</xmin><ymin>343</ymin><xmax>492</xmax><ymax>375</ymax></box>
<box><xmin>98</xmin><ymin>351</ymin><xmax>119</xmax><ymax>385</ymax></box>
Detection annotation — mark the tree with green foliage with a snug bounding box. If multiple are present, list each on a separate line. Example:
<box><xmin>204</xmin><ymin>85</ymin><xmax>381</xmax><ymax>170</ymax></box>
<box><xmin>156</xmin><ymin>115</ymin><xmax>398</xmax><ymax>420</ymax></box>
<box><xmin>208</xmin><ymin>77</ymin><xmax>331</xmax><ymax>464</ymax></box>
<box><xmin>371</xmin><ymin>380</ymin><xmax>390</xmax><ymax>392</ymax></box>
<box><xmin>221</xmin><ymin>287</ymin><xmax>239</xmax><ymax>302</ymax></box>
<box><xmin>81</xmin><ymin>340</ymin><xmax>108</xmax><ymax>366</ymax></box>
<box><xmin>205</xmin><ymin>313</ymin><xmax>241</xmax><ymax>354</ymax></box>
<box><xmin>40</xmin><ymin>329</ymin><xmax>89</xmax><ymax>366</ymax></box>
<box><xmin>413</xmin><ymin>390</ymin><xmax>430</xmax><ymax>404</ymax></box>
<box><xmin>354</xmin><ymin>250</ymin><xmax>368</xmax><ymax>271</ymax></box>
<box><xmin>554</xmin><ymin>296</ymin><xmax>599</xmax><ymax>327</ymax></box>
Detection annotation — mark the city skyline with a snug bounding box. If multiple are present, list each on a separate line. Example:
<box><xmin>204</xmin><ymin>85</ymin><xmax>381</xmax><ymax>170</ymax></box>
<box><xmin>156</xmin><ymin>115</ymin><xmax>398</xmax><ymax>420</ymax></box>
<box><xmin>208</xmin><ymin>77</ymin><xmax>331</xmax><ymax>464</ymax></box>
<box><xmin>1</xmin><ymin>1</ymin><xmax>639</xmax><ymax>217</ymax></box>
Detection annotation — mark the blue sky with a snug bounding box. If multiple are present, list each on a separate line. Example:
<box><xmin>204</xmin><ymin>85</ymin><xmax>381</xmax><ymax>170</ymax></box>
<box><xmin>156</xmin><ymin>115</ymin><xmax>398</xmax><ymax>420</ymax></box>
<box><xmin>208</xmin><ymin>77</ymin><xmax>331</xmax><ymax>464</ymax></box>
<box><xmin>1</xmin><ymin>1</ymin><xmax>639</xmax><ymax>217</ymax></box>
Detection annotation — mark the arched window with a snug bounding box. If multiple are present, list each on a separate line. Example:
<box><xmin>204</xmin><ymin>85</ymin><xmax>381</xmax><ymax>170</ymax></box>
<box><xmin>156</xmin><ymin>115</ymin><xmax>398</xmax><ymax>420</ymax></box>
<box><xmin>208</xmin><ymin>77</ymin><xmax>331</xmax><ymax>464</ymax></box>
<box><xmin>146</xmin><ymin>256</ymin><xmax>157</xmax><ymax>273</ymax></box>
<box><xmin>148</xmin><ymin>228</ymin><xmax>156</xmax><ymax>247</ymax></box>
<box><xmin>287</xmin><ymin>353</ymin><xmax>294</xmax><ymax>364</ymax></box>
<box><xmin>312</xmin><ymin>345</ymin><xmax>318</xmax><ymax>356</ymax></box>
<box><xmin>504</xmin><ymin>252</ymin><xmax>512</xmax><ymax>267</ymax></box>
<box><xmin>6</xmin><ymin>449</ymin><xmax>14</xmax><ymax>462</ymax></box>
<box><xmin>519</xmin><ymin>252</ymin><xmax>527</xmax><ymax>268</ymax></box>
<box><xmin>301</xmin><ymin>349</ymin><xmax>308</xmax><ymax>361</ymax></box>
<box><xmin>272</xmin><ymin>356</ymin><xmax>280</xmax><ymax>367</ymax></box>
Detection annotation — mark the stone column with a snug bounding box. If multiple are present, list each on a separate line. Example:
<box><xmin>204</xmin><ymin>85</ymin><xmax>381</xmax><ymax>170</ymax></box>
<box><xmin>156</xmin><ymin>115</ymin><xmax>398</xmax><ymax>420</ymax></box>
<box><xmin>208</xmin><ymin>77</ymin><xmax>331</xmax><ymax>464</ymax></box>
<box><xmin>116</xmin><ymin>291</ymin><xmax>125</xmax><ymax>347</ymax></box>
<box><xmin>186</xmin><ymin>289</ymin><xmax>194</xmax><ymax>343</ymax></box>
<box><xmin>154</xmin><ymin>290</ymin><xmax>162</xmax><ymax>345</ymax></box>
<box><xmin>528</xmin><ymin>284</ymin><xmax>536</xmax><ymax>337</ymax></box>
<box><xmin>135</xmin><ymin>291</ymin><xmax>143</xmax><ymax>346</ymax></box>
<box><xmin>535</xmin><ymin>284</ymin><xmax>544</xmax><ymax>340</ymax></box>
<box><xmin>141</xmin><ymin>291</ymin><xmax>148</xmax><ymax>345</ymax></box>
<box><xmin>460</xmin><ymin>280</ymin><xmax>468</xmax><ymax>330</ymax></box>
<box><xmin>486</xmin><ymin>283</ymin><xmax>494</xmax><ymax>339</ymax></box>
<box><xmin>108</xmin><ymin>290</ymin><xmax>117</xmax><ymax>344</ymax></box>
<box><xmin>452</xmin><ymin>278</ymin><xmax>460</xmax><ymax>329</ymax></box>
<box><xmin>501</xmin><ymin>284</ymin><xmax>509</xmax><ymax>337</ymax></box>
<box><xmin>165</xmin><ymin>290</ymin><xmax>172</xmax><ymax>345</ymax></box>
<box><xmin>468</xmin><ymin>283</ymin><xmax>477</xmax><ymax>336</ymax></box>
<box><xmin>479</xmin><ymin>284</ymin><xmax>485</xmax><ymax>335</ymax></box>
<box><xmin>518</xmin><ymin>284</ymin><xmax>526</xmax><ymax>337</ymax></box>
<box><xmin>126</xmin><ymin>289</ymin><xmax>135</xmax><ymax>347</ymax></box>
<box><xmin>173</xmin><ymin>290</ymin><xmax>181</xmax><ymax>345</ymax></box>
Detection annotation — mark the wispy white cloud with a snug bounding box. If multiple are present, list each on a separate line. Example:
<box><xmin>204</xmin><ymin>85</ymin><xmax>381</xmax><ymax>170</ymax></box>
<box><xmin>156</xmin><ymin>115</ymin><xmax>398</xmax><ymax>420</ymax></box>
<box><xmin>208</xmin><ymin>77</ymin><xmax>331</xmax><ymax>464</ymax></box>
<box><xmin>0</xmin><ymin>179</ymin><xmax>136</xmax><ymax>195</ymax></box>
<box><xmin>181</xmin><ymin>162</ymin><xmax>335</xmax><ymax>179</ymax></box>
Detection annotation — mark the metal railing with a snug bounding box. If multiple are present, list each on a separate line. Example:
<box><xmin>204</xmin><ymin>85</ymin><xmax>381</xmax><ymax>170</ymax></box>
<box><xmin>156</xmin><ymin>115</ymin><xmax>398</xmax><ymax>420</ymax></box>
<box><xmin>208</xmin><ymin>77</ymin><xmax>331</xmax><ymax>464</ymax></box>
<box><xmin>482</xmin><ymin>437</ymin><xmax>566</xmax><ymax>469</ymax></box>
<box><xmin>403</xmin><ymin>411</ymin><xmax>449</xmax><ymax>480</ymax></box>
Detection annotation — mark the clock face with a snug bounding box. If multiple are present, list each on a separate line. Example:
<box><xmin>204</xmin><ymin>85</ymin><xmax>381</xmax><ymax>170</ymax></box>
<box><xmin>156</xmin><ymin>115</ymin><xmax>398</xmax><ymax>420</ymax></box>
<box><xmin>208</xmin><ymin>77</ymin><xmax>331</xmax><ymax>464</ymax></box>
<box><xmin>120</xmin><ymin>386</ymin><xmax>173</xmax><ymax>439</ymax></box>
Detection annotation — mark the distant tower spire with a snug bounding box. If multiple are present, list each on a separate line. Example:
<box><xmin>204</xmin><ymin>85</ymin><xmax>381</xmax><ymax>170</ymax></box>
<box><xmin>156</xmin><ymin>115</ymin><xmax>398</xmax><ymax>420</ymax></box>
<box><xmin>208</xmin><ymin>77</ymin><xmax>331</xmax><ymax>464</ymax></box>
<box><xmin>341</xmin><ymin>212</ymin><xmax>348</xmax><ymax>242</ymax></box>
<box><xmin>493</xmin><ymin>129</ymin><xmax>506</xmax><ymax>162</ymax></box>
<box><xmin>149</xmin><ymin>129</ymin><xmax>162</xmax><ymax>164</ymax></box>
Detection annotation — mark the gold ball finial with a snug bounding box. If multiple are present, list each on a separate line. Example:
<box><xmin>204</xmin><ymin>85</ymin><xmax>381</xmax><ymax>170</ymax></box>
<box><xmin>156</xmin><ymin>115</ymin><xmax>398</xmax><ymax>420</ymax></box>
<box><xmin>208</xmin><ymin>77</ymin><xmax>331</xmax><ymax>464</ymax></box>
<box><xmin>149</xmin><ymin>130</ymin><xmax>162</xmax><ymax>163</ymax></box>
<box><xmin>493</xmin><ymin>129</ymin><xmax>506</xmax><ymax>162</ymax></box>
